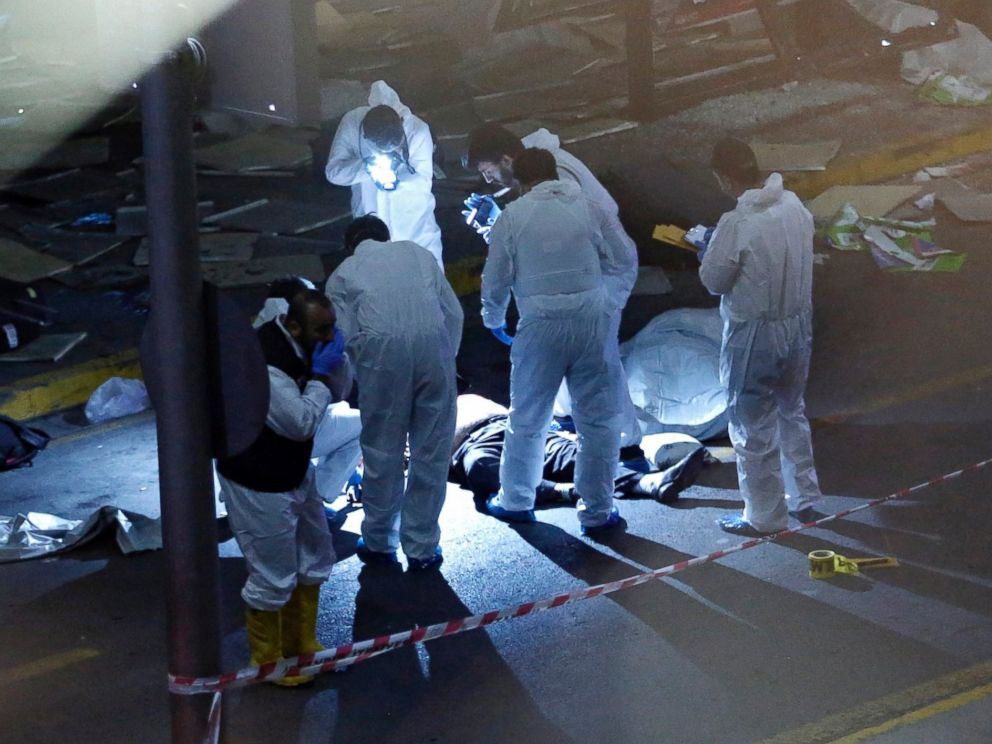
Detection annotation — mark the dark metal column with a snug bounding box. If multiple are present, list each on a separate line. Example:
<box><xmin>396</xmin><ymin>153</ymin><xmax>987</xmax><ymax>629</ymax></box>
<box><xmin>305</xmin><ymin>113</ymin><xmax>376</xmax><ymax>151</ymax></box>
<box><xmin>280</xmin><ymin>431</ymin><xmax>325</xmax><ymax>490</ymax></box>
<box><xmin>625</xmin><ymin>0</ymin><xmax>655</xmax><ymax>122</ymax></box>
<box><xmin>140</xmin><ymin>40</ymin><xmax>223</xmax><ymax>744</ymax></box>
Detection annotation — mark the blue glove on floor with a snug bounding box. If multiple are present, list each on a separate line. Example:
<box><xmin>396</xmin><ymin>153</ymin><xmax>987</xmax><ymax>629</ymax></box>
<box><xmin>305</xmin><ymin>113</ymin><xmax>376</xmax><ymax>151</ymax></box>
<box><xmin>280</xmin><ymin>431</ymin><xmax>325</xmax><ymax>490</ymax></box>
<box><xmin>311</xmin><ymin>328</ymin><xmax>346</xmax><ymax>376</ymax></box>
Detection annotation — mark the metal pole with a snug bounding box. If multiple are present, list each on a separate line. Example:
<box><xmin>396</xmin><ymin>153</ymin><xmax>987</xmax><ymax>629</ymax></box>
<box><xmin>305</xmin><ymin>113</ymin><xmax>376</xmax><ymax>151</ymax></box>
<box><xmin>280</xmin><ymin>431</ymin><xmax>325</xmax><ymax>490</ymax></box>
<box><xmin>625</xmin><ymin>0</ymin><xmax>655</xmax><ymax>122</ymax></box>
<box><xmin>140</xmin><ymin>40</ymin><xmax>223</xmax><ymax>744</ymax></box>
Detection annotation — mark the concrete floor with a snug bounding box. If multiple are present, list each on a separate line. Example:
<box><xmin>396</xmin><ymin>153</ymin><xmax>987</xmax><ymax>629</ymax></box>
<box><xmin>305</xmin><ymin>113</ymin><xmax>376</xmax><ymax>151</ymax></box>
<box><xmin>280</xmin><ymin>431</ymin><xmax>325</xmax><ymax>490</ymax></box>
<box><xmin>3</xmin><ymin>20</ymin><xmax>992</xmax><ymax>742</ymax></box>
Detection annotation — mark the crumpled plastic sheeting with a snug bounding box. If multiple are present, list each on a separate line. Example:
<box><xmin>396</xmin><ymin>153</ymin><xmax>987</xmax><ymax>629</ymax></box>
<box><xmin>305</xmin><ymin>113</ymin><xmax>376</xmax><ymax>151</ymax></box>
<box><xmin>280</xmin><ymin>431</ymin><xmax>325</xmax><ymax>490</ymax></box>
<box><xmin>0</xmin><ymin>506</ymin><xmax>162</xmax><ymax>562</ymax></box>
<box><xmin>846</xmin><ymin>0</ymin><xmax>938</xmax><ymax>34</ymax></box>
<box><xmin>621</xmin><ymin>307</ymin><xmax>728</xmax><ymax>441</ymax></box>
<box><xmin>902</xmin><ymin>21</ymin><xmax>992</xmax><ymax>86</ymax></box>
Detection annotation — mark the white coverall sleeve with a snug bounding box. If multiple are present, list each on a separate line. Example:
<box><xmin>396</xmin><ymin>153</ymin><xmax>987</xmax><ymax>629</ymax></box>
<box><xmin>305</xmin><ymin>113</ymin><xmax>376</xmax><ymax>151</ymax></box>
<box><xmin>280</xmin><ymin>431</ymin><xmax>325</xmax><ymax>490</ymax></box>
<box><xmin>325</xmin><ymin>266</ymin><xmax>358</xmax><ymax>347</ymax></box>
<box><xmin>324</xmin><ymin>354</ymin><xmax>354</xmax><ymax>403</ymax></box>
<box><xmin>325</xmin><ymin>110</ymin><xmax>367</xmax><ymax>186</ymax></box>
<box><xmin>398</xmin><ymin>117</ymin><xmax>435</xmax><ymax>189</ymax></box>
<box><xmin>266</xmin><ymin>367</ymin><xmax>332</xmax><ymax>442</ymax></box>
<box><xmin>480</xmin><ymin>215</ymin><xmax>515</xmax><ymax>329</ymax></box>
<box><xmin>699</xmin><ymin>211</ymin><xmax>742</xmax><ymax>295</ymax></box>
<box><xmin>431</xmin><ymin>262</ymin><xmax>464</xmax><ymax>355</ymax></box>
<box><xmin>590</xmin><ymin>198</ymin><xmax>638</xmax><ymax>311</ymax></box>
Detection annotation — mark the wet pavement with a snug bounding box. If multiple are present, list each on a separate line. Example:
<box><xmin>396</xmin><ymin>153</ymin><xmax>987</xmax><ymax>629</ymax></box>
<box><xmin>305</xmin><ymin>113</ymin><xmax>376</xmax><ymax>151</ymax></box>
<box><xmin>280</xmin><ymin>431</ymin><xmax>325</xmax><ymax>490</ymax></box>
<box><xmin>3</xmin><ymin>8</ymin><xmax>992</xmax><ymax>741</ymax></box>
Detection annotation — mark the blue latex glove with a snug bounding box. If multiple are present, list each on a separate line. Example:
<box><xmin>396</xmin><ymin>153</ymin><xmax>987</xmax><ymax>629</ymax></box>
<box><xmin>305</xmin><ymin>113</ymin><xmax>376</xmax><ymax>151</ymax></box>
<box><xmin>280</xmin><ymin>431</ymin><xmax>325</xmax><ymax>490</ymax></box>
<box><xmin>311</xmin><ymin>328</ymin><xmax>346</xmax><ymax>376</ymax></box>
<box><xmin>688</xmin><ymin>225</ymin><xmax>715</xmax><ymax>262</ymax></box>
<box><xmin>490</xmin><ymin>324</ymin><xmax>514</xmax><ymax>346</ymax></box>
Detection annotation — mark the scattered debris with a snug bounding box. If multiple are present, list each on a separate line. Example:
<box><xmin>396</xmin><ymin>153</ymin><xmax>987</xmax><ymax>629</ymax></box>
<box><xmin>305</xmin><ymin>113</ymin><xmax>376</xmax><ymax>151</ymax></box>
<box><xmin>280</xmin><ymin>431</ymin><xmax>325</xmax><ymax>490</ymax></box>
<box><xmin>902</xmin><ymin>21</ymin><xmax>992</xmax><ymax>105</ymax></box>
<box><xmin>820</xmin><ymin>204</ymin><xmax>965</xmax><ymax>272</ymax></box>
<box><xmin>0</xmin><ymin>507</ymin><xmax>161</xmax><ymax>562</ymax></box>
<box><xmin>846</xmin><ymin>0</ymin><xmax>938</xmax><ymax>34</ymax></box>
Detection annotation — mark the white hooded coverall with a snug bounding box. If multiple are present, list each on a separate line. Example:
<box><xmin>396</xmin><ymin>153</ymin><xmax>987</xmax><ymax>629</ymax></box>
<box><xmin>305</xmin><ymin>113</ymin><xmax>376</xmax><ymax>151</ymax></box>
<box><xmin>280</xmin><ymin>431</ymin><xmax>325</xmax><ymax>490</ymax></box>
<box><xmin>482</xmin><ymin>179</ymin><xmax>635</xmax><ymax>527</ymax></box>
<box><xmin>326</xmin><ymin>239</ymin><xmax>463</xmax><ymax>560</ymax></box>
<box><xmin>699</xmin><ymin>173</ymin><xmax>821</xmax><ymax>531</ymax></box>
<box><xmin>325</xmin><ymin>80</ymin><xmax>444</xmax><ymax>268</ymax></box>
<box><xmin>253</xmin><ymin>297</ymin><xmax>363</xmax><ymax>501</ymax></box>
<box><xmin>217</xmin><ymin>319</ymin><xmax>336</xmax><ymax>611</ymax></box>
<box><xmin>523</xmin><ymin>129</ymin><xmax>643</xmax><ymax>447</ymax></box>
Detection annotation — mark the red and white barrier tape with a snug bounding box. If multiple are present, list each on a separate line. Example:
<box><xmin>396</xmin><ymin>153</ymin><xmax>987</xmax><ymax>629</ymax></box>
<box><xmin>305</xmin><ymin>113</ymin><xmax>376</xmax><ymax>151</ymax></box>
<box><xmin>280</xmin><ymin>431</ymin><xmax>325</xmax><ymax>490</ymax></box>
<box><xmin>169</xmin><ymin>456</ymin><xmax>992</xmax><ymax>696</ymax></box>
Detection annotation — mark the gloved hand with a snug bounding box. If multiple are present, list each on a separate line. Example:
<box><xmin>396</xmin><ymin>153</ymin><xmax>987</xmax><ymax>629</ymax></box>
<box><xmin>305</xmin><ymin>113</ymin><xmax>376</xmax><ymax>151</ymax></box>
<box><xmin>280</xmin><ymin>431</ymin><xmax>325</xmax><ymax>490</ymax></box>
<box><xmin>686</xmin><ymin>225</ymin><xmax>714</xmax><ymax>261</ymax></box>
<box><xmin>490</xmin><ymin>324</ymin><xmax>514</xmax><ymax>346</ymax></box>
<box><xmin>364</xmin><ymin>153</ymin><xmax>400</xmax><ymax>191</ymax></box>
<box><xmin>462</xmin><ymin>193</ymin><xmax>501</xmax><ymax>244</ymax></box>
<box><xmin>311</xmin><ymin>328</ymin><xmax>346</xmax><ymax>376</ymax></box>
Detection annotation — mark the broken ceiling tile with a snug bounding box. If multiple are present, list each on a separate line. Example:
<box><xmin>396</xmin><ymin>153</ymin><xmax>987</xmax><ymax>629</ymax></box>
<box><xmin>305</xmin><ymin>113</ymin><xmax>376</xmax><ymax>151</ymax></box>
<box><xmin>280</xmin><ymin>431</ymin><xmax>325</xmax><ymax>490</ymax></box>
<box><xmin>18</xmin><ymin>224</ymin><xmax>128</xmax><ymax>266</ymax></box>
<box><xmin>201</xmin><ymin>254</ymin><xmax>326</xmax><ymax>288</ymax></box>
<box><xmin>193</xmin><ymin>132</ymin><xmax>315</xmax><ymax>173</ymax></box>
<box><xmin>0</xmin><ymin>237</ymin><xmax>72</xmax><ymax>283</ymax></box>
<box><xmin>116</xmin><ymin>201</ymin><xmax>215</xmax><ymax>236</ymax></box>
<box><xmin>0</xmin><ymin>332</ymin><xmax>87</xmax><ymax>363</ymax></box>
<box><xmin>805</xmin><ymin>185</ymin><xmax>923</xmax><ymax>220</ymax></box>
<box><xmin>939</xmin><ymin>192</ymin><xmax>992</xmax><ymax>222</ymax></box>
<box><xmin>204</xmin><ymin>199</ymin><xmax>350</xmax><ymax>236</ymax></box>
<box><xmin>0</xmin><ymin>136</ymin><xmax>110</xmax><ymax>171</ymax></box>
<box><xmin>750</xmin><ymin>141</ymin><xmax>842</xmax><ymax>172</ymax></box>
<box><xmin>1</xmin><ymin>168</ymin><xmax>126</xmax><ymax>203</ymax></box>
<box><xmin>133</xmin><ymin>232</ymin><xmax>255</xmax><ymax>267</ymax></box>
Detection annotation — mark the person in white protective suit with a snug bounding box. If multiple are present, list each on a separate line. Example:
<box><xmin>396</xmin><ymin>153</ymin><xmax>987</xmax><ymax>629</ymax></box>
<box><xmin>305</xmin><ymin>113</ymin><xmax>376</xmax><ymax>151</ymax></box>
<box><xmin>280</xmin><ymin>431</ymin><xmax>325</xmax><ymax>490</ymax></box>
<box><xmin>326</xmin><ymin>216</ymin><xmax>463</xmax><ymax>570</ymax></box>
<box><xmin>216</xmin><ymin>289</ymin><xmax>346</xmax><ymax>686</ymax></box>
<box><xmin>480</xmin><ymin>148</ymin><xmax>635</xmax><ymax>533</ymax></box>
<box><xmin>699</xmin><ymin>136</ymin><xmax>822</xmax><ymax>535</ymax></box>
<box><xmin>325</xmin><ymin>80</ymin><xmax>444</xmax><ymax>268</ymax></box>
<box><xmin>464</xmin><ymin>123</ymin><xmax>645</xmax><ymax>461</ymax></box>
<box><xmin>253</xmin><ymin>278</ymin><xmax>363</xmax><ymax>507</ymax></box>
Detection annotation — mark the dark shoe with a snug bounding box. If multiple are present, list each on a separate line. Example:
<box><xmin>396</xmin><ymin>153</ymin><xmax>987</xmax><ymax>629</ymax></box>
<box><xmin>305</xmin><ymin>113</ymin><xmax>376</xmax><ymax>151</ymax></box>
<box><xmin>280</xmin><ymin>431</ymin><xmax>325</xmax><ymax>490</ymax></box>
<box><xmin>580</xmin><ymin>506</ymin><xmax>622</xmax><ymax>536</ymax></box>
<box><xmin>619</xmin><ymin>445</ymin><xmax>652</xmax><ymax>474</ymax></box>
<box><xmin>789</xmin><ymin>507</ymin><xmax>826</xmax><ymax>524</ymax></box>
<box><xmin>407</xmin><ymin>546</ymin><xmax>443</xmax><ymax>572</ymax></box>
<box><xmin>715</xmin><ymin>514</ymin><xmax>776</xmax><ymax>537</ymax></box>
<box><xmin>355</xmin><ymin>537</ymin><xmax>399</xmax><ymax>565</ymax></box>
<box><xmin>324</xmin><ymin>503</ymin><xmax>347</xmax><ymax>530</ymax></box>
<box><xmin>485</xmin><ymin>496</ymin><xmax>536</xmax><ymax>523</ymax></box>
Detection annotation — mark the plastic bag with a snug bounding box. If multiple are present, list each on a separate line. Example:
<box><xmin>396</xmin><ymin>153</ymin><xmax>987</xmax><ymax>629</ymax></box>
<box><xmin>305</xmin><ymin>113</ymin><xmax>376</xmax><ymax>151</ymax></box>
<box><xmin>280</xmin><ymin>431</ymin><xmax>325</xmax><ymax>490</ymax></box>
<box><xmin>84</xmin><ymin>377</ymin><xmax>151</xmax><ymax>424</ymax></box>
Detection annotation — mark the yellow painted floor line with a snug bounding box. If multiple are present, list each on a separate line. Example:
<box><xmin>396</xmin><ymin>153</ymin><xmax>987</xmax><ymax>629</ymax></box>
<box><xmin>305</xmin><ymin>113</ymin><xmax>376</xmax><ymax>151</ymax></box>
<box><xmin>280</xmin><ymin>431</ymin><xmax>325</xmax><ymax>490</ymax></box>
<box><xmin>787</xmin><ymin>123</ymin><xmax>992</xmax><ymax>199</ymax></box>
<box><xmin>816</xmin><ymin>363</ymin><xmax>992</xmax><ymax>425</ymax></box>
<box><xmin>0</xmin><ymin>348</ymin><xmax>142</xmax><ymax>420</ymax></box>
<box><xmin>759</xmin><ymin>659</ymin><xmax>992</xmax><ymax>744</ymax></box>
<box><xmin>827</xmin><ymin>682</ymin><xmax>992</xmax><ymax>744</ymax></box>
<box><xmin>0</xmin><ymin>648</ymin><xmax>101</xmax><ymax>687</ymax></box>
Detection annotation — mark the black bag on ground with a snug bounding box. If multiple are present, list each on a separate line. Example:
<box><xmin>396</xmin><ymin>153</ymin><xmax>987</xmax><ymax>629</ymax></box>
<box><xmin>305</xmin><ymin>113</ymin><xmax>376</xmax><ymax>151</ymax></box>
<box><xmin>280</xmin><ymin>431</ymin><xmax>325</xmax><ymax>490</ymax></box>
<box><xmin>0</xmin><ymin>414</ymin><xmax>50</xmax><ymax>471</ymax></box>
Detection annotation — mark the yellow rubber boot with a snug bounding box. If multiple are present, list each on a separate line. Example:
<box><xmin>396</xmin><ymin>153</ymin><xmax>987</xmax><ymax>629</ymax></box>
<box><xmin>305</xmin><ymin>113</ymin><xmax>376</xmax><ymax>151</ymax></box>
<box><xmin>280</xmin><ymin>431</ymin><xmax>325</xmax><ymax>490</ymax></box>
<box><xmin>245</xmin><ymin>607</ymin><xmax>282</xmax><ymax>669</ymax></box>
<box><xmin>277</xmin><ymin>584</ymin><xmax>325</xmax><ymax>686</ymax></box>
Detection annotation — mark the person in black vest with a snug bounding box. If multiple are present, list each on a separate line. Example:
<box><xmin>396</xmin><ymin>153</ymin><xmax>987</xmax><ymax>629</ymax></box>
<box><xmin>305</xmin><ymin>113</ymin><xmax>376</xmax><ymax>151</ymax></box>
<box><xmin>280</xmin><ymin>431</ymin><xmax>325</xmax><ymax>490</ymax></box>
<box><xmin>216</xmin><ymin>288</ymin><xmax>348</xmax><ymax>686</ymax></box>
